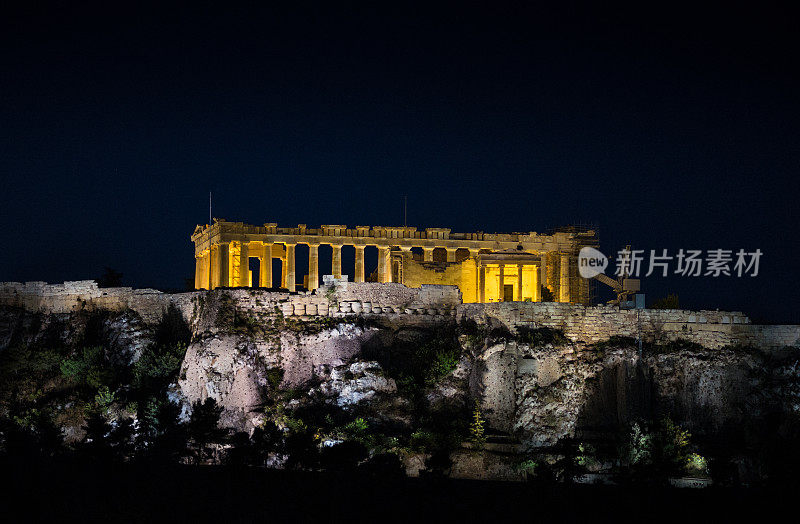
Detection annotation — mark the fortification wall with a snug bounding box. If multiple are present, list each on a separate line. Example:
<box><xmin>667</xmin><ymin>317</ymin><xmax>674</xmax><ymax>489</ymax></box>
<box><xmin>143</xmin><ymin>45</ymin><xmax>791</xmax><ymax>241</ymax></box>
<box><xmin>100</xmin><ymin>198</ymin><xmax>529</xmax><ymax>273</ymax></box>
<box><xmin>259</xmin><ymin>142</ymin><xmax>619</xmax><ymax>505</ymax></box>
<box><xmin>2</xmin><ymin>280</ymin><xmax>797</xmax><ymax>349</ymax></box>
<box><xmin>457</xmin><ymin>301</ymin><xmax>800</xmax><ymax>349</ymax></box>
<box><xmin>0</xmin><ymin>281</ymin><xmax>462</xmax><ymax>324</ymax></box>
<box><xmin>206</xmin><ymin>282</ymin><xmax>461</xmax><ymax>319</ymax></box>
<box><xmin>0</xmin><ymin>280</ymin><xmax>201</xmax><ymax>325</ymax></box>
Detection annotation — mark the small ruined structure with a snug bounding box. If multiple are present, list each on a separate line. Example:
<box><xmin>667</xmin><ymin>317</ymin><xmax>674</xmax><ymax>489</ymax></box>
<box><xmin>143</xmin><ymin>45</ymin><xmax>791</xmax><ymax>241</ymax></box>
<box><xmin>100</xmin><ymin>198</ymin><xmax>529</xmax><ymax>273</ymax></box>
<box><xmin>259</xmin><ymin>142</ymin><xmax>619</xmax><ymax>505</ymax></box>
<box><xmin>191</xmin><ymin>220</ymin><xmax>598</xmax><ymax>304</ymax></box>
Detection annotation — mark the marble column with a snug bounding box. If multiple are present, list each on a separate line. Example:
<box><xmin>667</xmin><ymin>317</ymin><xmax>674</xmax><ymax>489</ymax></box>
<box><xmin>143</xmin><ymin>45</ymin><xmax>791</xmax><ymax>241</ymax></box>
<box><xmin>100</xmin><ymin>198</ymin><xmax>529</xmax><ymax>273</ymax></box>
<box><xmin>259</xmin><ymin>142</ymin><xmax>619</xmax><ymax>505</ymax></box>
<box><xmin>260</xmin><ymin>243</ymin><xmax>273</xmax><ymax>288</ymax></box>
<box><xmin>516</xmin><ymin>264</ymin><xmax>524</xmax><ymax>301</ymax></box>
<box><xmin>210</xmin><ymin>246</ymin><xmax>219</xmax><ymax>289</ymax></box>
<box><xmin>446</xmin><ymin>248</ymin><xmax>457</xmax><ymax>262</ymax></box>
<box><xmin>286</xmin><ymin>243</ymin><xmax>296</xmax><ymax>292</ymax></box>
<box><xmin>194</xmin><ymin>256</ymin><xmax>202</xmax><ymax>290</ymax></box>
<box><xmin>219</xmin><ymin>243</ymin><xmax>230</xmax><ymax>287</ymax></box>
<box><xmin>532</xmin><ymin>263</ymin><xmax>540</xmax><ymax>302</ymax></box>
<box><xmin>471</xmin><ymin>249</ymin><xmax>480</xmax><ymax>303</ymax></box>
<box><xmin>478</xmin><ymin>263</ymin><xmax>486</xmax><ymax>303</ymax></box>
<box><xmin>331</xmin><ymin>244</ymin><xmax>342</xmax><ymax>279</ymax></box>
<box><xmin>384</xmin><ymin>247</ymin><xmax>393</xmax><ymax>282</ymax></box>
<box><xmin>355</xmin><ymin>246</ymin><xmax>365</xmax><ymax>282</ymax></box>
<box><xmin>308</xmin><ymin>244</ymin><xmax>319</xmax><ymax>290</ymax></box>
<box><xmin>423</xmin><ymin>247</ymin><xmax>434</xmax><ymax>262</ymax></box>
<box><xmin>200</xmin><ymin>253</ymin><xmax>211</xmax><ymax>290</ymax></box>
<box><xmin>237</xmin><ymin>242</ymin><xmax>249</xmax><ymax>287</ymax></box>
<box><xmin>377</xmin><ymin>246</ymin><xmax>388</xmax><ymax>282</ymax></box>
<box><xmin>498</xmin><ymin>263</ymin><xmax>505</xmax><ymax>301</ymax></box>
<box><xmin>281</xmin><ymin>252</ymin><xmax>287</xmax><ymax>288</ymax></box>
<box><xmin>541</xmin><ymin>255</ymin><xmax>549</xmax><ymax>299</ymax></box>
<box><xmin>206</xmin><ymin>254</ymin><xmax>212</xmax><ymax>289</ymax></box>
<box><xmin>560</xmin><ymin>254</ymin><xmax>570</xmax><ymax>302</ymax></box>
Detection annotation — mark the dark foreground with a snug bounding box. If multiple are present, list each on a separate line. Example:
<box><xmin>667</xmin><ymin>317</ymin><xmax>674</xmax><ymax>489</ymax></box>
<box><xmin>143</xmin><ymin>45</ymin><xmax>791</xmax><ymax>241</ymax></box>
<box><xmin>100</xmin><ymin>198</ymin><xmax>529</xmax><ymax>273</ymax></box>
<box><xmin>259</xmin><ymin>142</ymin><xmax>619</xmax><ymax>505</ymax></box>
<box><xmin>3</xmin><ymin>459</ymin><xmax>794</xmax><ymax>523</ymax></box>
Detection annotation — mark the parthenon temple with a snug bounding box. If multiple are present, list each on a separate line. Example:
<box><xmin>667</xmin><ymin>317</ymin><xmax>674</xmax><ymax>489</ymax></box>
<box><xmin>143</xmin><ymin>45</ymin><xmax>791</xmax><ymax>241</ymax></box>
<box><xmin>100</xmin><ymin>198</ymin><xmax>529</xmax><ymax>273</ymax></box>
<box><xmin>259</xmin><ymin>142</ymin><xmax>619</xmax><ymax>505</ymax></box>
<box><xmin>191</xmin><ymin>220</ymin><xmax>598</xmax><ymax>304</ymax></box>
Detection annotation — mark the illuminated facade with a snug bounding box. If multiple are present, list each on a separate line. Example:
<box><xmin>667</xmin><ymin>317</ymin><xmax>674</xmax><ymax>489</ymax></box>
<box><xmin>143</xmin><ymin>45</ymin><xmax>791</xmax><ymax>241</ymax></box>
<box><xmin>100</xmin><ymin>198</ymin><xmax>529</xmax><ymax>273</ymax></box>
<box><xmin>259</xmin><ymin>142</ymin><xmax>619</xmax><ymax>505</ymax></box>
<box><xmin>191</xmin><ymin>220</ymin><xmax>597</xmax><ymax>304</ymax></box>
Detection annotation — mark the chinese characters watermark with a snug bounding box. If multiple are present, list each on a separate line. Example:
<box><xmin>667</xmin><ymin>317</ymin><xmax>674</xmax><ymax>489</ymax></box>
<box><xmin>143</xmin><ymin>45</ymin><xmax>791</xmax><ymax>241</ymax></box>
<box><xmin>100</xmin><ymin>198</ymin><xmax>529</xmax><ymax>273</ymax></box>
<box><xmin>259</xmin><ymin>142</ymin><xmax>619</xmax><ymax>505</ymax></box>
<box><xmin>579</xmin><ymin>247</ymin><xmax>762</xmax><ymax>278</ymax></box>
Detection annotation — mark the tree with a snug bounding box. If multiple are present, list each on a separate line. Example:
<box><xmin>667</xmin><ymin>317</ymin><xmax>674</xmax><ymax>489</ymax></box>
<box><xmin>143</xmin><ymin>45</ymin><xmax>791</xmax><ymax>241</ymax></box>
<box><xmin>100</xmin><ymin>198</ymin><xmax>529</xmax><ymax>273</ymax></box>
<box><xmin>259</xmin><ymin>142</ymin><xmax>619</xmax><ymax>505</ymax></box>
<box><xmin>186</xmin><ymin>398</ymin><xmax>229</xmax><ymax>464</ymax></box>
<box><xmin>136</xmin><ymin>396</ymin><xmax>186</xmax><ymax>463</ymax></box>
<box><xmin>108</xmin><ymin>417</ymin><xmax>136</xmax><ymax>461</ymax></box>
<box><xmin>81</xmin><ymin>410</ymin><xmax>113</xmax><ymax>460</ymax></box>
<box><xmin>225</xmin><ymin>422</ymin><xmax>285</xmax><ymax>467</ymax></box>
<box><xmin>97</xmin><ymin>267</ymin><xmax>123</xmax><ymax>288</ymax></box>
<box><xmin>541</xmin><ymin>286</ymin><xmax>555</xmax><ymax>302</ymax></box>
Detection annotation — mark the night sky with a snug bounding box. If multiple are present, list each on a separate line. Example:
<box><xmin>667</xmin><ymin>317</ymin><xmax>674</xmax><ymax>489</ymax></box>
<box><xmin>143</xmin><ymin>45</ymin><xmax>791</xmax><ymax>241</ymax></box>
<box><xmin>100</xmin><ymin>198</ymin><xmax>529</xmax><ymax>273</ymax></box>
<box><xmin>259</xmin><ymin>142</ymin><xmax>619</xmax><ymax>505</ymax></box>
<box><xmin>2</xmin><ymin>4</ymin><xmax>798</xmax><ymax>323</ymax></box>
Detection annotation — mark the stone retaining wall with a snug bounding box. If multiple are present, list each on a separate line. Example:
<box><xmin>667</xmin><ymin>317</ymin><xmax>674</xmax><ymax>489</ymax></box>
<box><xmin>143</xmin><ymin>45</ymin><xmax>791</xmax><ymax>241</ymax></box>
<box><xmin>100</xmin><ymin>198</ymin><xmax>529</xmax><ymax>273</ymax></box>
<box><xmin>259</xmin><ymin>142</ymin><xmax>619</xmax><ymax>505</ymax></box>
<box><xmin>200</xmin><ymin>283</ymin><xmax>461</xmax><ymax>320</ymax></box>
<box><xmin>0</xmin><ymin>280</ymin><xmax>197</xmax><ymax>324</ymax></box>
<box><xmin>457</xmin><ymin>301</ymin><xmax>800</xmax><ymax>349</ymax></box>
<box><xmin>0</xmin><ymin>281</ymin><xmax>462</xmax><ymax>324</ymax></box>
<box><xmin>2</xmin><ymin>280</ymin><xmax>798</xmax><ymax>349</ymax></box>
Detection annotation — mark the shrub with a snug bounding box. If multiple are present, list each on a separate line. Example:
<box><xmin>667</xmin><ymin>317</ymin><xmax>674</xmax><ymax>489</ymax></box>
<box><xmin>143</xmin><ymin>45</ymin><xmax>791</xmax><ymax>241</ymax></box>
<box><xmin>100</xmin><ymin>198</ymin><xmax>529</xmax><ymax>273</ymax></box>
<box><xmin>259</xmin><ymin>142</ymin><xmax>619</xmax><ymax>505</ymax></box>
<box><xmin>93</xmin><ymin>386</ymin><xmax>115</xmax><ymax>410</ymax></box>
<box><xmin>0</xmin><ymin>345</ymin><xmax>62</xmax><ymax>378</ymax></box>
<box><xmin>622</xmin><ymin>417</ymin><xmax>699</xmax><ymax>480</ymax></box>
<box><xmin>265</xmin><ymin>367</ymin><xmax>284</xmax><ymax>390</ymax></box>
<box><xmin>685</xmin><ymin>453</ymin><xmax>709</xmax><ymax>476</ymax></box>
<box><xmin>576</xmin><ymin>442</ymin><xmax>600</xmax><ymax>470</ymax></box>
<box><xmin>409</xmin><ymin>429</ymin><xmax>437</xmax><ymax>452</ymax></box>
<box><xmin>469</xmin><ymin>400</ymin><xmax>486</xmax><ymax>449</ymax></box>
<box><xmin>132</xmin><ymin>343</ymin><xmax>187</xmax><ymax>393</ymax></box>
<box><xmin>425</xmin><ymin>348</ymin><xmax>460</xmax><ymax>385</ymax></box>
<box><xmin>60</xmin><ymin>346</ymin><xmax>109</xmax><ymax>389</ymax></box>
<box><xmin>517</xmin><ymin>327</ymin><xmax>568</xmax><ymax>347</ymax></box>
<box><xmin>515</xmin><ymin>459</ymin><xmax>538</xmax><ymax>476</ymax></box>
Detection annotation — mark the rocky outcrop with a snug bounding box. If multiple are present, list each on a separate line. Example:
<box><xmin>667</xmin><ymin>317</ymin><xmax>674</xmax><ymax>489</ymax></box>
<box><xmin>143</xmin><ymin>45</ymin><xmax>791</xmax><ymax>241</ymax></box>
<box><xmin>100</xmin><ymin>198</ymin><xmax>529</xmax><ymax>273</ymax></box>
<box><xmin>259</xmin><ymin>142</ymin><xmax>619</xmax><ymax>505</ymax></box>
<box><xmin>2</xmin><ymin>284</ymin><xmax>800</xmax><ymax>482</ymax></box>
<box><xmin>315</xmin><ymin>361</ymin><xmax>397</xmax><ymax>406</ymax></box>
<box><xmin>507</xmin><ymin>342</ymin><xmax>800</xmax><ymax>454</ymax></box>
<box><xmin>177</xmin><ymin>323</ymin><xmax>386</xmax><ymax>429</ymax></box>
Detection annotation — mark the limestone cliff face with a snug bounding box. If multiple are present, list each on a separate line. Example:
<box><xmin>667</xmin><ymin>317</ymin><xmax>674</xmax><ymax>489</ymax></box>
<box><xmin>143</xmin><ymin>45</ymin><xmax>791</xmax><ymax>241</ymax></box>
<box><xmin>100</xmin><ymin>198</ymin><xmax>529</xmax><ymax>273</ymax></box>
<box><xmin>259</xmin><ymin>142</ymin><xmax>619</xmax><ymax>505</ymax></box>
<box><xmin>2</xmin><ymin>285</ymin><xmax>800</xmax><ymax>482</ymax></box>
<box><xmin>479</xmin><ymin>341</ymin><xmax>800</xmax><ymax>454</ymax></box>
<box><xmin>177</xmin><ymin>324</ymin><xmax>382</xmax><ymax>429</ymax></box>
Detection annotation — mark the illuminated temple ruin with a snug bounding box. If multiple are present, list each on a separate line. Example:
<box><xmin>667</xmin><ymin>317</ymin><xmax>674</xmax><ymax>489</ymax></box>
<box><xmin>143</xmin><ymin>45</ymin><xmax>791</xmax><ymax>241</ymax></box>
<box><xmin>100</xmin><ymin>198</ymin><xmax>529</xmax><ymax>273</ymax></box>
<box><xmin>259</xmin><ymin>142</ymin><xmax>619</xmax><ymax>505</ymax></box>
<box><xmin>191</xmin><ymin>220</ymin><xmax>598</xmax><ymax>304</ymax></box>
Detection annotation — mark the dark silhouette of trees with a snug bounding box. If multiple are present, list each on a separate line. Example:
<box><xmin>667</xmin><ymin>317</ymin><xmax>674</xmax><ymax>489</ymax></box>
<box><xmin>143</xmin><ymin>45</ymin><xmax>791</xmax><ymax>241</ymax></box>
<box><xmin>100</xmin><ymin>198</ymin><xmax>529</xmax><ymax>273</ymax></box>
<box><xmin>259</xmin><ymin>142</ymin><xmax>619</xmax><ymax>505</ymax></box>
<box><xmin>186</xmin><ymin>398</ymin><xmax>229</xmax><ymax>464</ymax></box>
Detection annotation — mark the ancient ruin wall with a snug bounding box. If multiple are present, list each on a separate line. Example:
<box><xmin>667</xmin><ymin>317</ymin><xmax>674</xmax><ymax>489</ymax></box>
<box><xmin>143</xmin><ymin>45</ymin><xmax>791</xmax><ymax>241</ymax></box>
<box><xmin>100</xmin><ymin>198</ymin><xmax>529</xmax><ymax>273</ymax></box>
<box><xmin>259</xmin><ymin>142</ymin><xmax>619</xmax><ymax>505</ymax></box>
<box><xmin>458</xmin><ymin>301</ymin><xmax>800</xmax><ymax>349</ymax></box>
<box><xmin>2</xmin><ymin>281</ymin><xmax>798</xmax><ymax>349</ymax></box>
<box><xmin>0</xmin><ymin>281</ymin><xmax>462</xmax><ymax>325</ymax></box>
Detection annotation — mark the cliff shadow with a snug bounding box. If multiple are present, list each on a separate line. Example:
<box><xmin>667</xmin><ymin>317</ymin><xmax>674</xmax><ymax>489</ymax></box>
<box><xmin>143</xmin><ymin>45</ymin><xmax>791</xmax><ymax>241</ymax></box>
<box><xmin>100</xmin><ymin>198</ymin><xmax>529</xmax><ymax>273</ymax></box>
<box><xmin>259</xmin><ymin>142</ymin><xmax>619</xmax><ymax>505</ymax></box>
<box><xmin>574</xmin><ymin>357</ymin><xmax>655</xmax><ymax>443</ymax></box>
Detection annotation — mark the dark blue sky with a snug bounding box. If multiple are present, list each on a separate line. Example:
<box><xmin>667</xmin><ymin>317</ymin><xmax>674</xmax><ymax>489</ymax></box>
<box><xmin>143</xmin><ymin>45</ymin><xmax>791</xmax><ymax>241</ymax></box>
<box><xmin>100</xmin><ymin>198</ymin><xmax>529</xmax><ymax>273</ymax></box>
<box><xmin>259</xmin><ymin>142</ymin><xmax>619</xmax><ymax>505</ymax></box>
<box><xmin>2</xmin><ymin>4</ymin><xmax>798</xmax><ymax>322</ymax></box>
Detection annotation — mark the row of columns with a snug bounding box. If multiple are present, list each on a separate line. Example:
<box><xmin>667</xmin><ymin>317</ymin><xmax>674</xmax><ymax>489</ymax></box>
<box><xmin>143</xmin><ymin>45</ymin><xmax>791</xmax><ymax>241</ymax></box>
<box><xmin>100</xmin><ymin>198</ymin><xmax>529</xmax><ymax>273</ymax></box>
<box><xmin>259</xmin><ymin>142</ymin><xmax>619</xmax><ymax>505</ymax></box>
<box><xmin>476</xmin><ymin>263</ymin><xmax>541</xmax><ymax>303</ymax></box>
<box><xmin>197</xmin><ymin>241</ymin><xmax>394</xmax><ymax>292</ymax></box>
<box><xmin>196</xmin><ymin>243</ymin><xmax>574</xmax><ymax>302</ymax></box>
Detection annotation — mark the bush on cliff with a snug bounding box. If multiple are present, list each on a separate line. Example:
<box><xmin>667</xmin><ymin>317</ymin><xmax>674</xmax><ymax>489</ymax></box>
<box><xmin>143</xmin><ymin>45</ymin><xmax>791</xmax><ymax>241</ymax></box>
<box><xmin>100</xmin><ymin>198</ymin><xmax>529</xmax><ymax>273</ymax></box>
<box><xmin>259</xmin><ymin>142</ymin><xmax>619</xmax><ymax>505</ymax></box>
<box><xmin>619</xmin><ymin>417</ymin><xmax>704</xmax><ymax>482</ymax></box>
<box><xmin>132</xmin><ymin>342</ymin><xmax>187</xmax><ymax>393</ymax></box>
<box><xmin>60</xmin><ymin>346</ymin><xmax>111</xmax><ymax>390</ymax></box>
<box><xmin>517</xmin><ymin>326</ymin><xmax>568</xmax><ymax>347</ymax></box>
<box><xmin>153</xmin><ymin>303</ymin><xmax>192</xmax><ymax>348</ymax></box>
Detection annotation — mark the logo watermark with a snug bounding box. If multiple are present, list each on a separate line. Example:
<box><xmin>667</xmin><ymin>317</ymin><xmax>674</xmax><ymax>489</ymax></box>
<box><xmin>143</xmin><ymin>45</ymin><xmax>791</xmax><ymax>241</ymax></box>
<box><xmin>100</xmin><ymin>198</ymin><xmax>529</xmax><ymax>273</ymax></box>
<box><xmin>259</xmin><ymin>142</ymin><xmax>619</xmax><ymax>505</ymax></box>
<box><xmin>578</xmin><ymin>248</ymin><xmax>762</xmax><ymax>278</ymax></box>
<box><xmin>578</xmin><ymin>247</ymin><xmax>608</xmax><ymax>278</ymax></box>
